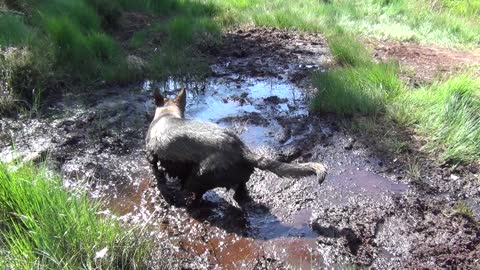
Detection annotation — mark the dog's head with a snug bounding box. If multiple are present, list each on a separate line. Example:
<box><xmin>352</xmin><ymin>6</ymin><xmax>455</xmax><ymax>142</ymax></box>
<box><xmin>153</xmin><ymin>87</ymin><xmax>186</xmax><ymax>119</ymax></box>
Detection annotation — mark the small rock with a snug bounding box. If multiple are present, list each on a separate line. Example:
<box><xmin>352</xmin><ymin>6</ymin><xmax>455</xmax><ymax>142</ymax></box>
<box><xmin>62</xmin><ymin>120</ymin><xmax>75</xmax><ymax>127</ymax></box>
<box><xmin>450</xmin><ymin>174</ymin><xmax>460</xmax><ymax>181</ymax></box>
<box><xmin>344</xmin><ymin>138</ymin><xmax>356</xmax><ymax>150</ymax></box>
<box><xmin>320</xmin><ymin>127</ymin><xmax>333</xmax><ymax>137</ymax></box>
<box><xmin>264</xmin><ymin>96</ymin><xmax>288</xmax><ymax>104</ymax></box>
<box><xmin>232</xmin><ymin>49</ymin><xmax>247</xmax><ymax>58</ymax></box>
<box><xmin>23</xmin><ymin>150</ymin><xmax>48</xmax><ymax>163</ymax></box>
<box><xmin>62</xmin><ymin>135</ymin><xmax>82</xmax><ymax>146</ymax></box>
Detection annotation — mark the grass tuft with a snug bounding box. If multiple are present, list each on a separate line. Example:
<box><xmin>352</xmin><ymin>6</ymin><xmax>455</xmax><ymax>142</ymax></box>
<box><xmin>0</xmin><ymin>162</ymin><xmax>151</xmax><ymax>269</ymax></box>
<box><xmin>453</xmin><ymin>201</ymin><xmax>475</xmax><ymax>220</ymax></box>
<box><xmin>0</xmin><ymin>14</ymin><xmax>32</xmax><ymax>46</ymax></box>
<box><xmin>392</xmin><ymin>75</ymin><xmax>480</xmax><ymax>163</ymax></box>
<box><xmin>312</xmin><ymin>61</ymin><xmax>403</xmax><ymax>115</ymax></box>
<box><xmin>327</xmin><ymin>33</ymin><xmax>372</xmax><ymax>67</ymax></box>
<box><xmin>207</xmin><ymin>0</ymin><xmax>480</xmax><ymax>47</ymax></box>
<box><xmin>313</xmin><ymin>29</ymin><xmax>480</xmax><ymax>164</ymax></box>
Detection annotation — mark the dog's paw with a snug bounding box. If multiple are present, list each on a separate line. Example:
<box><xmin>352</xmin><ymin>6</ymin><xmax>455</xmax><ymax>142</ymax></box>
<box><xmin>303</xmin><ymin>162</ymin><xmax>327</xmax><ymax>184</ymax></box>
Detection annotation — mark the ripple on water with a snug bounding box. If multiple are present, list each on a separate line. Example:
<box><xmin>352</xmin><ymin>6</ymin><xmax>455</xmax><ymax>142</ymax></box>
<box><xmin>144</xmin><ymin>77</ymin><xmax>308</xmax><ymax>122</ymax></box>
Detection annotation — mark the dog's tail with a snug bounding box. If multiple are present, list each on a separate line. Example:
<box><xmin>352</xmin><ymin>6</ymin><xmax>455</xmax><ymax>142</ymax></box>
<box><xmin>246</xmin><ymin>152</ymin><xmax>327</xmax><ymax>183</ymax></box>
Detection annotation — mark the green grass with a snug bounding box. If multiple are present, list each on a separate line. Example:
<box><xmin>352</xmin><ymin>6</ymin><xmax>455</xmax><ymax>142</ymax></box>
<box><xmin>0</xmin><ymin>162</ymin><xmax>150</xmax><ymax>269</ymax></box>
<box><xmin>312</xmin><ymin>61</ymin><xmax>403</xmax><ymax>115</ymax></box>
<box><xmin>0</xmin><ymin>14</ymin><xmax>32</xmax><ymax>46</ymax></box>
<box><xmin>440</xmin><ymin>0</ymin><xmax>480</xmax><ymax>17</ymax></box>
<box><xmin>204</xmin><ymin>0</ymin><xmax>480</xmax><ymax>47</ymax></box>
<box><xmin>453</xmin><ymin>201</ymin><xmax>475</xmax><ymax>220</ymax></box>
<box><xmin>313</xmin><ymin>31</ymin><xmax>480</xmax><ymax>164</ymax></box>
<box><xmin>406</xmin><ymin>158</ymin><xmax>422</xmax><ymax>181</ymax></box>
<box><xmin>0</xmin><ymin>0</ymin><xmax>221</xmax><ymax>115</ymax></box>
<box><xmin>0</xmin><ymin>0</ymin><xmax>220</xmax><ymax>80</ymax></box>
<box><xmin>392</xmin><ymin>75</ymin><xmax>480</xmax><ymax>163</ymax></box>
<box><xmin>327</xmin><ymin>32</ymin><xmax>373</xmax><ymax>67</ymax></box>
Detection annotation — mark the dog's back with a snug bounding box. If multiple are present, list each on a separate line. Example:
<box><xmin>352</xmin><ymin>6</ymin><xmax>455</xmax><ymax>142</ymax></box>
<box><xmin>147</xmin><ymin>116</ymin><xmax>249</xmax><ymax>171</ymax></box>
<box><xmin>146</xmin><ymin>87</ymin><xmax>326</xmax><ymax>206</ymax></box>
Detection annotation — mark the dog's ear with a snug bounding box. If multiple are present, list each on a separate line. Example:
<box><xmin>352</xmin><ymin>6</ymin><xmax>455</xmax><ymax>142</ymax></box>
<box><xmin>153</xmin><ymin>88</ymin><xmax>165</xmax><ymax>107</ymax></box>
<box><xmin>174</xmin><ymin>87</ymin><xmax>186</xmax><ymax>112</ymax></box>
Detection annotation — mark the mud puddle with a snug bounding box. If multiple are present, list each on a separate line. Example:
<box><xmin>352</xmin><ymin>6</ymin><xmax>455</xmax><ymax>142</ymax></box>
<box><xmin>0</xmin><ymin>73</ymin><xmax>410</xmax><ymax>268</ymax></box>
<box><xmin>100</xmin><ymin>76</ymin><xmax>408</xmax><ymax>269</ymax></box>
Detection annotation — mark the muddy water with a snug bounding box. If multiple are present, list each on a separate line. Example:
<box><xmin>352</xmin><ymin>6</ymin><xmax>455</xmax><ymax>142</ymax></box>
<box><xmin>0</xmin><ymin>72</ymin><xmax>410</xmax><ymax>268</ymax></box>
<box><xmin>99</xmin><ymin>77</ymin><xmax>408</xmax><ymax>269</ymax></box>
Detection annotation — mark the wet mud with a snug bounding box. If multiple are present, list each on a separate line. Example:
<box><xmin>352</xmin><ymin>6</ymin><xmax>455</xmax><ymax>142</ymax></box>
<box><xmin>1</xmin><ymin>27</ymin><xmax>479</xmax><ymax>269</ymax></box>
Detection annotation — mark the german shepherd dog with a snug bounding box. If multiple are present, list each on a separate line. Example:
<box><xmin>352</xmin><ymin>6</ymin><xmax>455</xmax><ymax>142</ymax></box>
<box><xmin>146</xmin><ymin>88</ymin><xmax>326</xmax><ymax>206</ymax></box>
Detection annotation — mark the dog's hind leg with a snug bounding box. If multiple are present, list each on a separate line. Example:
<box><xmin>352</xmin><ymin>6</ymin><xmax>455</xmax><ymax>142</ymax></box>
<box><xmin>234</xmin><ymin>182</ymin><xmax>251</xmax><ymax>205</ymax></box>
<box><xmin>232</xmin><ymin>164</ymin><xmax>255</xmax><ymax>205</ymax></box>
<box><xmin>147</xmin><ymin>152</ymin><xmax>175</xmax><ymax>204</ymax></box>
<box><xmin>146</xmin><ymin>152</ymin><xmax>164</xmax><ymax>183</ymax></box>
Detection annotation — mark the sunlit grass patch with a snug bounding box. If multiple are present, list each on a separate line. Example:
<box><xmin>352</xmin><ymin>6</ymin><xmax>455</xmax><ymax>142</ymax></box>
<box><xmin>391</xmin><ymin>75</ymin><xmax>480</xmax><ymax>164</ymax></box>
<box><xmin>206</xmin><ymin>0</ymin><xmax>480</xmax><ymax>47</ymax></box>
<box><xmin>327</xmin><ymin>33</ymin><xmax>373</xmax><ymax>67</ymax></box>
<box><xmin>312</xmin><ymin>61</ymin><xmax>403</xmax><ymax>115</ymax></box>
<box><xmin>313</xmin><ymin>60</ymin><xmax>480</xmax><ymax>163</ymax></box>
<box><xmin>440</xmin><ymin>0</ymin><xmax>480</xmax><ymax>17</ymax></box>
<box><xmin>313</xmin><ymin>28</ymin><xmax>480</xmax><ymax>164</ymax></box>
<box><xmin>0</xmin><ymin>162</ymin><xmax>151</xmax><ymax>269</ymax></box>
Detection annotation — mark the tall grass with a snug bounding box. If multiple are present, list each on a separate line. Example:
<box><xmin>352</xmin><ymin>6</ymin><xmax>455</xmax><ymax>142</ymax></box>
<box><xmin>391</xmin><ymin>75</ymin><xmax>480</xmax><ymax>163</ymax></box>
<box><xmin>205</xmin><ymin>0</ymin><xmax>480</xmax><ymax>47</ymax></box>
<box><xmin>38</xmin><ymin>0</ymin><xmax>124</xmax><ymax>76</ymax></box>
<box><xmin>440</xmin><ymin>0</ymin><xmax>480</xmax><ymax>17</ymax></box>
<box><xmin>327</xmin><ymin>33</ymin><xmax>373</xmax><ymax>67</ymax></box>
<box><xmin>313</xmin><ymin>31</ymin><xmax>480</xmax><ymax>164</ymax></box>
<box><xmin>0</xmin><ymin>0</ymin><xmax>222</xmax><ymax>109</ymax></box>
<box><xmin>0</xmin><ymin>0</ymin><xmax>220</xmax><ymax>78</ymax></box>
<box><xmin>0</xmin><ymin>14</ymin><xmax>32</xmax><ymax>46</ymax></box>
<box><xmin>312</xmin><ymin>62</ymin><xmax>403</xmax><ymax>115</ymax></box>
<box><xmin>0</xmin><ymin>162</ymin><xmax>151</xmax><ymax>269</ymax></box>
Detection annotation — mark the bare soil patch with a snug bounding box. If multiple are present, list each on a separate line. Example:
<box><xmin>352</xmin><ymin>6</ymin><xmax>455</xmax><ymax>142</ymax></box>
<box><xmin>371</xmin><ymin>40</ymin><xmax>480</xmax><ymax>85</ymax></box>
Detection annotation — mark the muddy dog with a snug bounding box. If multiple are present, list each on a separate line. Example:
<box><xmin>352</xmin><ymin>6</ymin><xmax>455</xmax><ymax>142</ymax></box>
<box><xmin>146</xmin><ymin>88</ymin><xmax>326</xmax><ymax>206</ymax></box>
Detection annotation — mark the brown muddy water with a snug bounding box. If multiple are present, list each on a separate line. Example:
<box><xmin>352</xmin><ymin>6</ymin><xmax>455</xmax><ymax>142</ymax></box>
<box><xmin>94</xmin><ymin>77</ymin><xmax>406</xmax><ymax>269</ymax></box>
<box><xmin>0</xmin><ymin>74</ymin><xmax>412</xmax><ymax>268</ymax></box>
<box><xmin>2</xmin><ymin>69</ymin><xmax>479</xmax><ymax>269</ymax></box>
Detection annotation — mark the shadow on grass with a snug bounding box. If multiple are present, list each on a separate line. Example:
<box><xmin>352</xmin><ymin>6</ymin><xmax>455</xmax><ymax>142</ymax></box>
<box><xmin>0</xmin><ymin>0</ymin><xmax>222</xmax><ymax>116</ymax></box>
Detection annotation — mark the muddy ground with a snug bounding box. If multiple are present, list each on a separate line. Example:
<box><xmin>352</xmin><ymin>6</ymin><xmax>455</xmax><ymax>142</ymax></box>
<box><xmin>1</xmin><ymin>27</ymin><xmax>479</xmax><ymax>269</ymax></box>
<box><xmin>370</xmin><ymin>39</ymin><xmax>480</xmax><ymax>86</ymax></box>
